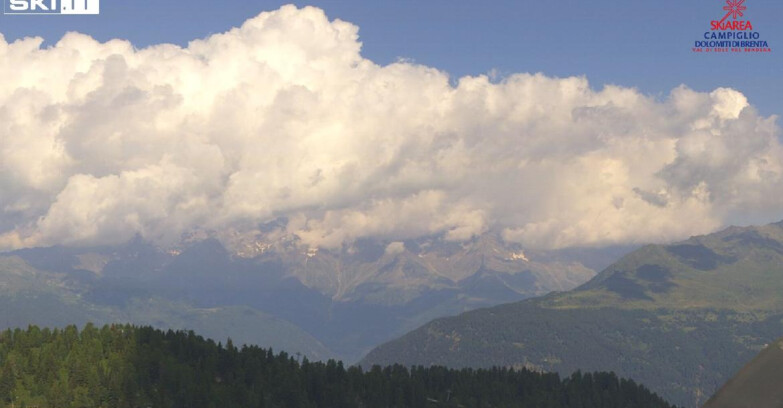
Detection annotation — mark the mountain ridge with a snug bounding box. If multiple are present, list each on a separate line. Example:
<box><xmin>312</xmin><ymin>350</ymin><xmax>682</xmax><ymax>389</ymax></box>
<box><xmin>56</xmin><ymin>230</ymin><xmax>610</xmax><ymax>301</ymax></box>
<box><xmin>1</xmin><ymin>231</ymin><xmax>609</xmax><ymax>362</ymax></box>
<box><xmin>361</xmin><ymin>220</ymin><xmax>783</xmax><ymax>407</ymax></box>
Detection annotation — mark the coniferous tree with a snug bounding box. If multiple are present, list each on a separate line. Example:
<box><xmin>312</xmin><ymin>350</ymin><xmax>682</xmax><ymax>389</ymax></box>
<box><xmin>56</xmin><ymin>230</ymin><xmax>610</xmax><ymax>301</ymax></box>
<box><xmin>0</xmin><ymin>324</ymin><xmax>679</xmax><ymax>408</ymax></box>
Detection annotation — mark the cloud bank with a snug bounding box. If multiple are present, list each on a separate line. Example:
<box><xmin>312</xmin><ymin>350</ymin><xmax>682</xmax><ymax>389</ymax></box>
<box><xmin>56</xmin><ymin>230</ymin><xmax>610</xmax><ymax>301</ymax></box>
<box><xmin>1</xmin><ymin>5</ymin><xmax>781</xmax><ymax>250</ymax></box>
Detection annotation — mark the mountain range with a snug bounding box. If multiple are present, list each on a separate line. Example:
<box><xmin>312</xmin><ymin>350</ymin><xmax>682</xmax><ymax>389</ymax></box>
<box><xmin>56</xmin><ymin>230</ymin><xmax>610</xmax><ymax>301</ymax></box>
<box><xmin>0</xmin><ymin>231</ymin><xmax>610</xmax><ymax>362</ymax></box>
<box><xmin>6</xmin><ymin>218</ymin><xmax>783</xmax><ymax>406</ymax></box>
<box><xmin>362</xmin><ymin>220</ymin><xmax>783</xmax><ymax>407</ymax></box>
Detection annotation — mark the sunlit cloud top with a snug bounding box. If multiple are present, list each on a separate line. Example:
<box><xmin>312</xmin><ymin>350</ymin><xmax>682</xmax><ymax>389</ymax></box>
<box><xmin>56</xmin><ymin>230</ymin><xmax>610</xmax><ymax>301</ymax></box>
<box><xmin>1</xmin><ymin>5</ymin><xmax>781</xmax><ymax>251</ymax></box>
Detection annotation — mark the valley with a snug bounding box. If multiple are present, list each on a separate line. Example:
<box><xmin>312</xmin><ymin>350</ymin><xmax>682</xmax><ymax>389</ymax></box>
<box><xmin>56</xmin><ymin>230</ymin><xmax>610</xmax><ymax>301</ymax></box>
<box><xmin>0</xmin><ymin>232</ymin><xmax>611</xmax><ymax>362</ymax></box>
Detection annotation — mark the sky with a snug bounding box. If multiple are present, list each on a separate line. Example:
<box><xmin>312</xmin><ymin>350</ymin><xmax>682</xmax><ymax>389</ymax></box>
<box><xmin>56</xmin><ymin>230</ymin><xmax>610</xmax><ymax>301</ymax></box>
<box><xmin>1</xmin><ymin>0</ymin><xmax>781</xmax><ymax>115</ymax></box>
<box><xmin>0</xmin><ymin>0</ymin><xmax>781</xmax><ymax>251</ymax></box>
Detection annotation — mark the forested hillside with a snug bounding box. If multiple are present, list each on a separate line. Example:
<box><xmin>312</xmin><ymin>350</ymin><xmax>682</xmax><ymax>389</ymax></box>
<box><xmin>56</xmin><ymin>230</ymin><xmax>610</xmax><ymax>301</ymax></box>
<box><xmin>0</xmin><ymin>324</ymin><xmax>677</xmax><ymax>408</ymax></box>
<box><xmin>362</xmin><ymin>221</ymin><xmax>783</xmax><ymax>407</ymax></box>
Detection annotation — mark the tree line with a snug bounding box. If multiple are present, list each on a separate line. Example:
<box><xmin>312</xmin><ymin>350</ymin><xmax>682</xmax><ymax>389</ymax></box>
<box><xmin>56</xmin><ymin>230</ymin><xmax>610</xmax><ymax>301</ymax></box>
<box><xmin>0</xmin><ymin>324</ymin><xmax>678</xmax><ymax>408</ymax></box>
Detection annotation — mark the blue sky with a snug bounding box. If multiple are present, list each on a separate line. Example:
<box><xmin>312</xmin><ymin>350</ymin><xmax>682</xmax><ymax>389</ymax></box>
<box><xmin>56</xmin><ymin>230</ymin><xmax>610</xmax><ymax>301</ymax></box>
<box><xmin>1</xmin><ymin>0</ymin><xmax>781</xmax><ymax>116</ymax></box>
<box><xmin>1</xmin><ymin>0</ymin><xmax>782</xmax><ymax>250</ymax></box>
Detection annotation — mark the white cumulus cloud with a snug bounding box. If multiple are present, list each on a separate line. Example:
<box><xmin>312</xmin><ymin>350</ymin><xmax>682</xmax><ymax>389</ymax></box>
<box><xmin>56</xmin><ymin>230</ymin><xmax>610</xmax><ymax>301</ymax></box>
<box><xmin>0</xmin><ymin>5</ymin><xmax>781</xmax><ymax>251</ymax></box>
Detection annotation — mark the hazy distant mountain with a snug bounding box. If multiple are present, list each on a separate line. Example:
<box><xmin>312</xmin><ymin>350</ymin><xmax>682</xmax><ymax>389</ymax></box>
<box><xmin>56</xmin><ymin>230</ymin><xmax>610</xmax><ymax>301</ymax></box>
<box><xmin>1</xmin><ymin>232</ymin><xmax>606</xmax><ymax>362</ymax></box>
<box><xmin>362</xmin><ymin>221</ymin><xmax>783</xmax><ymax>407</ymax></box>
<box><xmin>0</xmin><ymin>254</ymin><xmax>335</xmax><ymax>360</ymax></box>
<box><xmin>702</xmin><ymin>336</ymin><xmax>783</xmax><ymax>408</ymax></box>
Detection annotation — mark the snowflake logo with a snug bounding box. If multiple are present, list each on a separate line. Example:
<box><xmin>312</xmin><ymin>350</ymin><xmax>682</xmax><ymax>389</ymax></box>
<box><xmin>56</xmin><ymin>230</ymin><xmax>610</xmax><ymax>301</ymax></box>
<box><xmin>722</xmin><ymin>0</ymin><xmax>747</xmax><ymax>20</ymax></box>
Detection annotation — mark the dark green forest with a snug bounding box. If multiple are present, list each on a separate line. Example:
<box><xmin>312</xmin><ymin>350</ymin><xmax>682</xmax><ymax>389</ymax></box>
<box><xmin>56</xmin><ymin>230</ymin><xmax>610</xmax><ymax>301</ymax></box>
<box><xmin>0</xmin><ymin>324</ymin><xmax>677</xmax><ymax>408</ymax></box>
